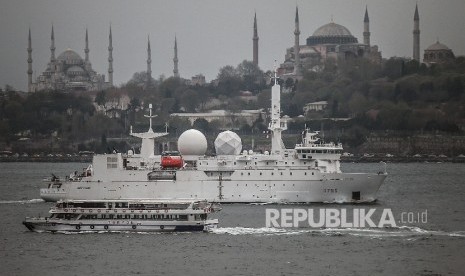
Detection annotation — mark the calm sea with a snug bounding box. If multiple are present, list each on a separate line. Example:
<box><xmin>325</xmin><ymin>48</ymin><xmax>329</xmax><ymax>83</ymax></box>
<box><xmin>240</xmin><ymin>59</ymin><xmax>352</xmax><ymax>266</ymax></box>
<box><xmin>1</xmin><ymin>162</ymin><xmax>464</xmax><ymax>276</ymax></box>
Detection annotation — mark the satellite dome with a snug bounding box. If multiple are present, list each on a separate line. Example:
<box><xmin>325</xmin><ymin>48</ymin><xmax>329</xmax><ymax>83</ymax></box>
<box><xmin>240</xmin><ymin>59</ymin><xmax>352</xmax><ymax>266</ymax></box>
<box><xmin>177</xmin><ymin>129</ymin><xmax>207</xmax><ymax>156</ymax></box>
<box><xmin>214</xmin><ymin>131</ymin><xmax>242</xmax><ymax>155</ymax></box>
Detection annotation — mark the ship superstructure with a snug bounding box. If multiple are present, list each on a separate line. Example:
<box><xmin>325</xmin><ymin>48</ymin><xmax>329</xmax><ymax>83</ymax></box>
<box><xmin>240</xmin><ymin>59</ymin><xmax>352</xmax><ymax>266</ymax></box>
<box><xmin>40</xmin><ymin>70</ymin><xmax>387</xmax><ymax>203</ymax></box>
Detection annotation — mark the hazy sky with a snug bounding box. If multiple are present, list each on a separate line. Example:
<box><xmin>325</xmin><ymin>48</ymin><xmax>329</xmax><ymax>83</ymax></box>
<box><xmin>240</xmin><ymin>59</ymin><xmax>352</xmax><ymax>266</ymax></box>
<box><xmin>1</xmin><ymin>0</ymin><xmax>464</xmax><ymax>92</ymax></box>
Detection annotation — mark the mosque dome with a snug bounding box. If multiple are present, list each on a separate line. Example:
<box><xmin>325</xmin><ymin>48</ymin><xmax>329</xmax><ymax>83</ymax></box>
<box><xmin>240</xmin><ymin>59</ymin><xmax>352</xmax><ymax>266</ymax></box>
<box><xmin>306</xmin><ymin>22</ymin><xmax>358</xmax><ymax>46</ymax></box>
<box><xmin>57</xmin><ymin>49</ymin><xmax>84</xmax><ymax>64</ymax></box>
<box><xmin>423</xmin><ymin>41</ymin><xmax>455</xmax><ymax>64</ymax></box>
<box><xmin>313</xmin><ymin>22</ymin><xmax>353</xmax><ymax>37</ymax></box>
<box><xmin>426</xmin><ymin>41</ymin><xmax>450</xmax><ymax>51</ymax></box>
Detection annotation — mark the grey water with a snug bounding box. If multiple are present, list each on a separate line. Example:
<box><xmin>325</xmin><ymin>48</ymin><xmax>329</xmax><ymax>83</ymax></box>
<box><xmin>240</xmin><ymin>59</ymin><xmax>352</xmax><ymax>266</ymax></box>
<box><xmin>1</xmin><ymin>162</ymin><xmax>464</xmax><ymax>276</ymax></box>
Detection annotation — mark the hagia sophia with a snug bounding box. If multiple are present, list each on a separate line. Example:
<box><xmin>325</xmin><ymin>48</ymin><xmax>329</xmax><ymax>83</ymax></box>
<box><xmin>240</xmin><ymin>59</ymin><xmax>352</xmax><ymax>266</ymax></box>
<box><xmin>27</xmin><ymin>4</ymin><xmax>457</xmax><ymax>93</ymax></box>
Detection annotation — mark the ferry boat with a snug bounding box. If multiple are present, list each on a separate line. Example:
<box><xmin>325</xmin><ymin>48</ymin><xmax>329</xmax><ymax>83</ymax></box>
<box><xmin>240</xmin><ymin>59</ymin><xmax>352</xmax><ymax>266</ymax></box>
<box><xmin>23</xmin><ymin>199</ymin><xmax>219</xmax><ymax>233</ymax></box>
<box><xmin>40</xmin><ymin>69</ymin><xmax>387</xmax><ymax>203</ymax></box>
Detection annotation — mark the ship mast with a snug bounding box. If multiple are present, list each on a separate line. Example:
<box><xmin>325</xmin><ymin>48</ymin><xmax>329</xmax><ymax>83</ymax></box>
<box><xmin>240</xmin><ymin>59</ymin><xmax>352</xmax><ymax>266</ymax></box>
<box><xmin>130</xmin><ymin>104</ymin><xmax>168</xmax><ymax>159</ymax></box>
<box><xmin>268</xmin><ymin>63</ymin><xmax>287</xmax><ymax>155</ymax></box>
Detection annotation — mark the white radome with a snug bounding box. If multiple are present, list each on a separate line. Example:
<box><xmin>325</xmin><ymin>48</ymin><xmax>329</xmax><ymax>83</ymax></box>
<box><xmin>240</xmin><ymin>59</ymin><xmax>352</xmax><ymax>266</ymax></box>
<box><xmin>215</xmin><ymin>131</ymin><xmax>242</xmax><ymax>155</ymax></box>
<box><xmin>178</xmin><ymin>129</ymin><xmax>207</xmax><ymax>156</ymax></box>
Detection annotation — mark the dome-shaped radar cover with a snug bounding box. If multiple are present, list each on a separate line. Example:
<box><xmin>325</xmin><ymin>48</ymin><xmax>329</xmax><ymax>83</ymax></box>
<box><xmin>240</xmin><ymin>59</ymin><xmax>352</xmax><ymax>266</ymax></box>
<box><xmin>177</xmin><ymin>129</ymin><xmax>207</xmax><ymax>156</ymax></box>
<box><xmin>215</xmin><ymin>131</ymin><xmax>242</xmax><ymax>155</ymax></box>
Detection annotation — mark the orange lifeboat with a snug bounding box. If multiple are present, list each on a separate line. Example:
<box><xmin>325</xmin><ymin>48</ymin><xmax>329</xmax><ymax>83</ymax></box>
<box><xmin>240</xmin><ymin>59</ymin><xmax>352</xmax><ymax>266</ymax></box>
<box><xmin>161</xmin><ymin>151</ymin><xmax>184</xmax><ymax>169</ymax></box>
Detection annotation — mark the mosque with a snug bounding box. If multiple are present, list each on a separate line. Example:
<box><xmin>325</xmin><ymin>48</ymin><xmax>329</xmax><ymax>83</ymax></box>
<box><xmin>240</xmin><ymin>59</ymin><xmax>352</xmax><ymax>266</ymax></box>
<box><xmin>276</xmin><ymin>6</ymin><xmax>381</xmax><ymax>79</ymax></box>
<box><xmin>27</xmin><ymin>26</ymin><xmax>113</xmax><ymax>92</ymax></box>
<box><xmin>266</xmin><ymin>4</ymin><xmax>457</xmax><ymax>79</ymax></box>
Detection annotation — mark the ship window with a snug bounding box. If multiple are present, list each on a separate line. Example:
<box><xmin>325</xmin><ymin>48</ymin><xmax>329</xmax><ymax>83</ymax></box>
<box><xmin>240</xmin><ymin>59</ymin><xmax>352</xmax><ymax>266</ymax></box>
<box><xmin>290</xmin><ymin>172</ymin><xmax>292</xmax><ymax>175</ymax></box>
<box><xmin>304</xmin><ymin>162</ymin><xmax>306</xmax><ymax>165</ymax></box>
<box><xmin>285</xmin><ymin>162</ymin><xmax>287</xmax><ymax>165</ymax></box>
<box><xmin>255</xmin><ymin>162</ymin><xmax>257</xmax><ymax>165</ymax></box>
<box><xmin>241</xmin><ymin>172</ymin><xmax>243</xmax><ymax>176</ymax></box>
<box><xmin>260</xmin><ymin>172</ymin><xmax>262</xmax><ymax>175</ymax></box>
<box><xmin>312</xmin><ymin>172</ymin><xmax>314</xmax><ymax>175</ymax></box>
<box><xmin>266</xmin><ymin>162</ymin><xmax>269</xmax><ymax>165</ymax></box>
<box><xmin>248</xmin><ymin>172</ymin><xmax>250</xmax><ymax>176</ymax></box>
<box><xmin>271</xmin><ymin>172</ymin><xmax>274</xmax><ymax>176</ymax></box>
<box><xmin>234</xmin><ymin>162</ymin><xmax>236</xmax><ymax>165</ymax></box>
<box><xmin>280</xmin><ymin>172</ymin><xmax>283</xmax><ymax>175</ymax></box>
<box><xmin>245</xmin><ymin>184</ymin><xmax>247</xmax><ymax>186</ymax></box>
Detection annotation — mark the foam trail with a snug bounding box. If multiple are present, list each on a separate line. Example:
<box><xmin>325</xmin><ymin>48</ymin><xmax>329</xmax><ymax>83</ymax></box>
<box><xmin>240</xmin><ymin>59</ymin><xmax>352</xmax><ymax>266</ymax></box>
<box><xmin>211</xmin><ymin>226</ymin><xmax>465</xmax><ymax>238</ymax></box>
<box><xmin>0</xmin><ymin>199</ymin><xmax>45</xmax><ymax>204</ymax></box>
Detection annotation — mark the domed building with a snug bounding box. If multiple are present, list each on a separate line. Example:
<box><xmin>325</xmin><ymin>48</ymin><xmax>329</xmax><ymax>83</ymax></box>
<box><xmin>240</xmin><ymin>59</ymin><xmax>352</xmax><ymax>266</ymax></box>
<box><xmin>28</xmin><ymin>27</ymin><xmax>113</xmax><ymax>92</ymax></box>
<box><xmin>278</xmin><ymin>7</ymin><xmax>381</xmax><ymax>78</ymax></box>
<box><xmin>423</xmin><ymin>41</ymin><xmax>455</xmax><ymax>65</ymax></box>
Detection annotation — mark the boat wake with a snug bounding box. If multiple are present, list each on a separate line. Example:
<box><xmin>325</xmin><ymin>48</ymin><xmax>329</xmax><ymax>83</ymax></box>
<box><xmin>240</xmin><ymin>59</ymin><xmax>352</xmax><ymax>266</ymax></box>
<box><xmin>0</xmin><ymin>199</ymin><xmax>45</xmax><ymax>204</ymax></box>
<box><xmin>211</xmin><ymin>226</ymin><xmax>465</xmax><ymax>239</ymax></box>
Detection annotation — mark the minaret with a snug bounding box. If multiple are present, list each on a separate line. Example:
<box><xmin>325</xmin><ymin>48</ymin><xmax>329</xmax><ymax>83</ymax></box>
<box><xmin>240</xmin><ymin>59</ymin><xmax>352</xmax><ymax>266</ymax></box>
<box><xmin>363</xmin><ymin>6</ymin><xmax>370</xmax><ymax>46</ymax></box>
<box><xmin>147</xmin><ymin>35</ymin><xmax>152</xmax><ymax>86</ymax></box>
<box><xmin>50</xmin><ymin>25</ymin><xmax>56</xmax><ymax>63</ymax></box>
<box><xmin>27</xmin><ymin>28</ymin><xmax>33</xmax><ymax>92</ymax></box>
<box><xmin>108</xmin><ymin>25</ymin><xmax>113</xmax><ymax>86</ymax></box>
<box><xmin>413</xmin><ymin>3</ymin><xmax>420</xmax><ymax>62</ymax></box>
<box><xmin>173</xmin><ymin>36</ymin><xmax>179</xmax><ymax>78</ymax></box>
<box><xmin>85</xmin><ymin>28</ymin><xmax>89</xmax><ymax>63</ymax></box>
<box><xmin>294</xmin><ymin>6</ymin><xmax>301</xmax><ymax>76</ymax></box>
<box><xmin>253</xmin><ymin>12</ymin><xmax>259</xmax><ymax>67</ymax></box>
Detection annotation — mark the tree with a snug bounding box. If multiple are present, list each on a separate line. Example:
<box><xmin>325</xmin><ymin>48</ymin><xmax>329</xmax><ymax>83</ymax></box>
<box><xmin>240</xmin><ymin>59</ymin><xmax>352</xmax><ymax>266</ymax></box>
<box><xmin>95</xmin><ymin>90</ymin><xmax>106</xmax><ymax>106</ymax></box>
<box><xmin>193</xmin><ymin>118</ymin><xmax>210</xmax><ymax>133</ymax></box>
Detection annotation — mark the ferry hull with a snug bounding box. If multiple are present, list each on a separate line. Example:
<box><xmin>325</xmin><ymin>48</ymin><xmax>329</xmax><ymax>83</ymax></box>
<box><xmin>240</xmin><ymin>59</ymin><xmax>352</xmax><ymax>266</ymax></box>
<box><xmin>40</xmin><ymin>173</ymin><xmax>386</xmax><ymax>203</ymax></box>
<box><xmin>23</xmin><ymin>218</ymin><xmax>218</xmax><ymax>233</ymax></box>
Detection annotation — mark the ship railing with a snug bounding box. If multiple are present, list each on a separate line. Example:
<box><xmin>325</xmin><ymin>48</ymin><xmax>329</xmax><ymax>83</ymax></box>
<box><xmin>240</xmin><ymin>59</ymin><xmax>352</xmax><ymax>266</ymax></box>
<box><xmin>295</xmin><ymin>143</ymin><xmax>342</xmax><ymax>148</ymax></box>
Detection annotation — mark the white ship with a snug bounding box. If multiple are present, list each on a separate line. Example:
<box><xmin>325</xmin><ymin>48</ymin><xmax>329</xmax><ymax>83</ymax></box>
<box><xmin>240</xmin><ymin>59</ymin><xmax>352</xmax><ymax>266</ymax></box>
<box><xmin>23</xmin><ymin>199</ymin><xmax>219</xmax><ymax>233</ymax></box>
<box><xmin>40</xmin><ymin>71</ymin><xmax>387</xmax><ymax>203</ymax></box>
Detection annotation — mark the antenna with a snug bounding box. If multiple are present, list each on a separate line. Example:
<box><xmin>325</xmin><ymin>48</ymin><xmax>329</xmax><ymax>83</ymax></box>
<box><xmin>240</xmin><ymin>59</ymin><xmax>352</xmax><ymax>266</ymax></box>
<box><xmin>144</xmin><ymin>103</ymin><xmax>156</xmax><ymax>132</ymax></box>
<box><xmin>273</xmin><ymin>60</ymin><xmax>278</xmax><ymax>85</ymax></box>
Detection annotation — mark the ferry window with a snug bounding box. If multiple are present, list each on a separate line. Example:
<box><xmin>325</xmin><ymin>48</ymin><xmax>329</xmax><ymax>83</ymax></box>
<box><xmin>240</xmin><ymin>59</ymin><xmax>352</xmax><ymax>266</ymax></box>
<box><xmin>305</xmin><ymin>172</ymin><xmax>307</xmax><ymax>175</ymax></box>
<box><xmin>312</xmin><ymin>172</ymin><xmax>314</xmax><ymax>175</ymax></box>
<box><xmin>304</xmin><ymin>162</ymin><xmax>307</xmax><ymax>165</ymax></box>
<box><xmin>271</xmin><ymin>172</ymin><xmax>274</xmax><ymax>176</ymax></box>
<box><xmin>241</xmin><ymin>173</ymin><xmax>243</xmax><ymax>176</ymax></box>
<box><xmin>285</xmin><ymin>162</ymin><xmax>287</xmax><ymax>165</ymax></box>
<box><xmin>260</xmin><ymin>172</ymin><xmax>262</xmax><ymax>176</ymax></box>
<box><xmin>248</xmin><ymin>173</ymin><xmax>250</xmax><ymax>176</ymax></box>
<box><xmin>245</xmin><ymin>184</ymin><xmax>247</xmax><ymax>186</ymax></box>
<box><xmin>266</xmin><ymin>162</ymin><xmax>269</xmax><ymax>165</ymax></box>
<box><xmin>234</xmin><ymin>162</ymin><xmax>236</xmax><ymax>165</ymax></box>
<box><xmin>290</xmin><ymin>172</ymin><xmax>292</xmax><ymax>175</ymax></box>
<box><xmin>280</xmin><ymin>172</ymin><xmax>283</xmax><ymax>175</ymax></box>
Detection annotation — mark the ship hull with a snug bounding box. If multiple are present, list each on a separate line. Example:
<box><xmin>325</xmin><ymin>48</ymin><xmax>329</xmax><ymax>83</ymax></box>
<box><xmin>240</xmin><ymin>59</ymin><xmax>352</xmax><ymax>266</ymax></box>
<box><xmin>23</xmin><ymin>218</ymin><xmax>218</xmax><ymax>233</ymax></box>
<box><xmin>40</xmin><ymin>172</ymin><xmax>386</xmax><ymax>203</ymax></box>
